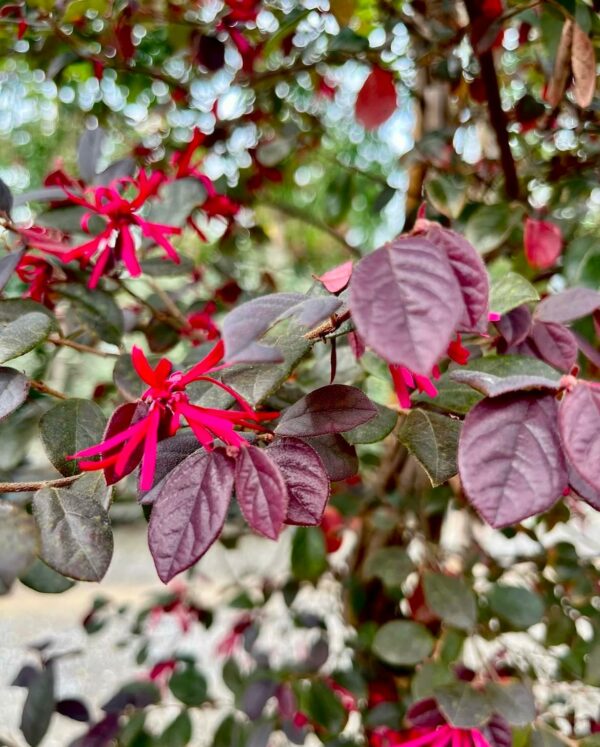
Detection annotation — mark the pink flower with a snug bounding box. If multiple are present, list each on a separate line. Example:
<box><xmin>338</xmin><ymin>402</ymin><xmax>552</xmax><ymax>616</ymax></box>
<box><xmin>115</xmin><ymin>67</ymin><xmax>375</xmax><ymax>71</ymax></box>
<box><xmin>216</xmin><ymin>614</ymin><xmax>253</xmax><ymax>656</ymax></box>
<box><xmin>16</xmin><ymin>254</ymin><xmax>61</xmax><ymax>308</ymax></box>
<box><xmin>45</xmin><ymin>171</ymin><xmax>181</xmax><ymax>288</ymax></box>
<box><xmin>70</xmin><ymin>340</ymin><xmax>278</xmax><ymax>490</ymax></box>
<box><xmin>183</xmin><ymin>302</ymin><xmax>220</xmax><ymax>345</ymax></box>
<box><xmin>370</xmin><ymin>725</ymin><xmax>492</xmax><ymax>747</ymax></box>
<box><xmin>524</xmin><ymin>217</ymin><xmax>563</xmax><ymax>270</ymax></box>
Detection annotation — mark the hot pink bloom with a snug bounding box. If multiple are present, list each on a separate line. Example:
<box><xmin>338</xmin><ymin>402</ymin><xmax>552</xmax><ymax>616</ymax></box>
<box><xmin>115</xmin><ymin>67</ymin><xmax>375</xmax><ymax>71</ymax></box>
<box><xmin>16</xmin><ymin>254</ymin><xmax>61</xmax><ymax>308</ymax></box>
<box><xmin>370</xmin><ymin>724</ymin><xmax>492</xmax><ymax>747</ymax></box>
<box><xmin>183</xmin><ymin>302</ymin><xmax>220</xmax><ymax>345</ymax></box>
<box><xmin>70</xmin><ymin>340</ymin><xmax>278</xmax><ymax>490</ymax></box>
<box><xmin>216</xmin><ymin>614</ymin><xmax>253</xmax><ymax>656</ymax></box>
<box><xmin>46</xmin><ymin>171</ymin><xmax>181</xmax><ymax>288</ymax></box>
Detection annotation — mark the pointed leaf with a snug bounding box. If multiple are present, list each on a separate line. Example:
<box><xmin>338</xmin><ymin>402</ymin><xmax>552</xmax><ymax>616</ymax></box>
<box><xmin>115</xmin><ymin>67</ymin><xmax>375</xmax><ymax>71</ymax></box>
<box><xmin>0</xmin><ymin>365</ymin><xmax>29</xmax><ymax>421</ymax></box>
<box><xmin>148</xmin><ymin>448</ymin><xmax>235</xmax><ymax>583</ymax></box>
<box><xmin>301</xmin><ymin>433</ymin><xmax>358</xmax><ymax>481</ymax></box>
<box><xmin>276</xmin><ymin>384</ymin><xmax>376</xmax><ymax>437</ymax></box>
<box><xmin>423</xmin><ymin>572</ymin><xmax>477</xmax><ymax>631</ymax></box>
<box><xmin>20</xmin><ymin>558</ymin><xmax>75</xmax><ymax>594</ymax></box>
<box><xmin>355</xmin><ymin>66</ymin><xmax>397</xmax><ymax>130</ymax></box>
<box><xmin>524</xmin><ymin>218</ymin><xmax>563</xmax><ymax>270</ymax></box>
<box><xmin>534</xmin><ymin>287</ymin><xmax>600</xmax><ymax>324</ymax></box>
<box><xmin>0</xmin><ymin>311</ymin><xmax>54</xmax><ymax>363</ymax></box>
<box><xmin>343</xmin><ymin>402</ymin><xmax>397</xmax><ymax>444</ymax></box>
<box><xmin>530</xmin><ymin>321</ymin><xmax>578</xmax><ymax>372</ymax></box>
<box><xmin>559</xmin><ymin>382</ymin><xmax>600</xmax><ymax>492</ymax></box>
<box><xmin>450</xmin><ymin>370</ymin><xmax>561</xmax><ymax>398</ymax></box>
<box><xmin>32</xmin><ymin>480</ymin><xmax>113</xmax><ymax>582</ymax></box>
<box><xmin>235</xmin><ymin>445</ymin><xmax>288</xmax><ymax>539</ymax></box>
<box><xmin>495</xmin><ymin>306</ymin><xmax>532</xmax><ymax>347</ymax></box>
<box><xmin>487</xmin><ymin>584</ymin><xmax>544</xmax><ymax>629</ymax></box>
<box><xmin>458</xmin><ymin>393</ymin><xmax>567</xmax><ymax>527</ymax></box>
<box><xmin>489</xmin><ymin>272</ymin><xmax>539</xmax><ymax>315</ymax></box>
<box><xmin>0</xmin><ymin>249</ymin><xmax>23</xmax><ymax>291</ymax></box>
<box><xmin>435</xmin><ymin>683</ymin><xmax>491</xmax><ymax>728</ymax></box>
<box><xmin>349</xmin><ymin>237</ymin><xmax>463</xmax><ymax>375</ymax></box>
<box><xmin>21</xmin><ymin>665</ymin><xmax>55</xmax><ymax>747</ymax></box>
<box><xmin>139</xmin><ymin>431</ymin><xmax>200</xmax><ymax>505</ymax></box>
<box><xmin>398</xmin><ymin>410</ymin><xmax>461</xmax><ymax>486</ymax></box>
<box><xmin>267</xmin><ymin>437</ymin><xmax>330</xmax><ymax>526</ymax></box>
<box><xmin>315</xmin><ymin>261</ymin><xmax>353</xmax><ymax>293</ymax></box>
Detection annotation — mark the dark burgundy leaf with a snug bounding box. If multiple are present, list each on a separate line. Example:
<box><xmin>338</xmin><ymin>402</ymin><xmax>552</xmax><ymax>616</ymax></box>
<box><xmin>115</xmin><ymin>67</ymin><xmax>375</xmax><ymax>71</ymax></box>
<box><xmin>69</xmin><ymin>714</ymin><xmax>120</xmax><ymax>747</ymax></box>
<box><xmin>559</xmin><ymin>383</ymin><xmax>600</xmax><ymax>493</ymax></box>
<box><xmin>275</xmin><ymin>384</ymin><xmax>377</xmax><ymax>437</ymax></box>
<box><xmin>524</xmin><ymin>217</ymin><xmax>563</xmax><ymax>270</ymax></box>
<box><xmin>458</xmin><ymin>393</ymin><xmax>567</xmax><ymax>527</ymax></box>
<box><xmin>266</xmin><ymin>437</ymin><xmax>330</xmax><ymax>526</ymax></box>
<box><xmin>0</xmin><ymin>176</ymin><xmax>13</xmax><ymax>214</ymax></box>
<box><xmin>574</xmin><ymin>331</ymin><xmax>600</xmax><ymax>369</ymax></box>
<box><xmin>195</xmin><ymin>34</ymin><xmax>226</xmax><ymax>71</ymax></box>
<box><xmin>0</xmin><ymin>365</ymin><xmax>29</xmax><ymax>421</ymax></box>
<box><xmin>56</xmin><ymin>698</ymin><xmax>90</xmax><ymax>722</ymax></box>
<box><xmin>0</xmin><ymin>249</ymin><xmax>23</xmax><ymax>291</ymax></box>
<box><xmin>235</xmin><ymin>445</ymin><xmax>288</xmax><ymax>540</ymax></box>
<box><xmin>417</xmin><ymin>223</ymin><xmax>489</xmax><ymax>333</ymax></box>
<box><xmin>495</xmin><ymin>306</ymin><xmax>532</xmax><ymax>348</ymax></box>
<box><xmin>148</xmin><ymin>448</ymin><xmax>235</xmax><ymax>583</ymax></box>
<box><xmin>102</xmin><ymin>681</ymin><xmax>160</xmax><ymax>713</ymax></box>
<box><xmin>301</xmin><ymin>434</ymin><xmax>358</xmax><ymax>482</ymax></box>
<box><xmin>483</xmin><ymin>713</ymin><xmax>513</xmax><ymax>747</ymax></box>
<box><xmin>568</xmin><ymin>463</ymin><xmax>600</xmax><ymax>510</ymax></box>
<box><xmin>407</xmin><ymin>698</ymin><xmax>446</xmax><ymax>728</ymax></box>
<box><xmin>534</xmin><ymin>288</ymin><xmax>600</xmax><ymax>324</ymax></box>
<box><xmin>139</xmin><ymin>431</ymin><xmax>200</xmax><ymax>505</ymax></box>
<box><xmin>103</xmin><ymin>402</ymin><xmax>149</xmax><ymax>486</ymax></box>
<box><xmin>529</xmin><ymin>321</ymin><xmax>577</xmax><ymax>372</ymax></box>
<box><xmin>355</xmin><ymin>66</ymin><xmax>397</xmax><ymax>130</ymax></box>
<box><xmin>349</xmin><ymin>237</ymin><xmax>463</xmax><ymax>375</ymax></box>
<box><xmin>450</xmin><ymin>370</ymin><xmax>561</xmax><ymax>398</ymax></box>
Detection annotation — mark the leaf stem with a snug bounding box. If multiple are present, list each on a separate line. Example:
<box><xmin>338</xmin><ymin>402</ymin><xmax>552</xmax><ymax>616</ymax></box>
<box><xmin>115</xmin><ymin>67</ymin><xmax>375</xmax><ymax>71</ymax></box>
<box><xmin>0</xmin><ymin>474</ymin><xmax>81</xmax><ymax>493</ymax></box>
<box><xmin>29</xmin><ymin>379</ymin><xmax>68</xmax><ymax>400</ymax></box>
<box><xmin>48</xmin><ymin>335</ymin><xmax>119</xmax><ymax>358</ymax></box>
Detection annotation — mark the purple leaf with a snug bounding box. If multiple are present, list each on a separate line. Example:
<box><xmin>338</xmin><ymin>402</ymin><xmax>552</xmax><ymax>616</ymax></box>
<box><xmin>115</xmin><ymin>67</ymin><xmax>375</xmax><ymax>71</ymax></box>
<box><xmin>301</xmin><ymin>434</ymin><xmax>358</xmax><ymax>482</ymax></box>
<box><xmin>495</xmin><ymin>306</ymin><xmax>532</xmax><ymax>349</ymax></box>
<box><xmin>559</xmin><ymin>383</ymin><xmax>600</xmax><ymax>493</ymax></box>
<box><xmin>418</xmin><ymin>224</ymin><xmax>489</xmax><ymax>333</ymax></box>
<box><xmin>69</xmin><ymin>714</ymin><xmax>120</xmax><ymax>747</ymax></box>
<box><xmin>458</xmin><ymin>393</ymin><xmax>567</xmax><ymax>527</ymax></box>
<box><xmin>349</xmin><ymin>237</ymin><xmax>463</xmax><ymax>375</ymax></box>
<box><xmin>139</xmin><ymin>431</ymin><xmax>200</xmax><ymax>505</ymax></box>
<box><xmin>235</xmin><ymin>445</ymin><xmax>288</xmax><ymax>539</ymax></box>
<box><xmin>0</xmin><ymin>366</ymin><xmax>30</xmax><ymax>422</ymax></box>
<box><xmin>534</xmin><ymin>288</ymin><xmax>600</xmax><ymax>324</ymax></box>
<box><xmin>148</xmin><ymin>448</ymin><xmax>235</xmax><ymax>583</ymax></box>
<box><xmin>484</xmin><ymin>714</ymin><xmax>513</xmax><ymax>747</ymax></box>
<box><xmin>275</xmin><ymin>384</ymin><xmax>377</xmax><ymax>437</ymax></box>
<box><xmin>529</xmin><ymin>321</ymin><xmax>578</xmax><ymax>372</ymax></box>
<box><xmin>56</xmin><ymin>698</ymin><xmax>90</xmax><ymax>722</ymax></box>
<box><xmin>103</xmin><ymin>402</ymin><xmax>149</xmax><ymax>486</ymax></box>
<box><xmin>222</xmin><ymin>293</ymin><xmax>342</xmax><ymax>365</ymax></box>
<box><xmin>407</xmin><ymin>698</ymin><xmax>446</xmax><ymax>728</ymax></box>
<box><xmin>266</xmin><ymin>437</ymin><xmax>330</xmax><ymax>526</ymax></box>
<box><xmin>450</xmin><ymin>370</ymin><xmax>561</xmax><ymax>398</ymax></box>
<box><xmin>568</xmin><ymin>463</ymin><xmax>600</xmax><ymax>510</ymax></box>
<box><xmin>574</xmin><ymin>331</ymin><xmax>600</xmax><ymax>369</ymax></box>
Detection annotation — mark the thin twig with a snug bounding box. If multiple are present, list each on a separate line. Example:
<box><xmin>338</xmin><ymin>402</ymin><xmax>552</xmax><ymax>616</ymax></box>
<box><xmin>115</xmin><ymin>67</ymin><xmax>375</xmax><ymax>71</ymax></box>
<box><xmin>304</xmin><ymin>310</ymin><xmax>352</xmax><ymax>340</ymax></box>
<box><xmin>48</xmin><ymin>335</ymin><xmax>119</xmax><ymax>358</ymax></box>
<box><xmin>0</xmin><ymin>474</ymin><xmax>81</xmax><ymax>493</ymax></box>
<box><xmin>145</xmin><ymin>278</ymin><xmax>189</xmax><ymax>328</ymax></box>
<box><xmin>29</xmin><ymin>380</ymin><xmax>68</xmax><ymax>400</ymax></box>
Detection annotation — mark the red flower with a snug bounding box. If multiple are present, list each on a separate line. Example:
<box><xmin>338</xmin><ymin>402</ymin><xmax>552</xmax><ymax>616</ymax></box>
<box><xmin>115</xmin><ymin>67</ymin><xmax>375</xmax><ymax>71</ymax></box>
<box><xmin>216</xmin><ymin>614</ymin><xmax>253</xmax><ymax>656</ymax></box>
<box><xmin>16</xmin><ymin>254</ymin><xmax>61</xmax><ymax>308</ymax></box>
<box><xmin>70</xmin><ymin>340</ymin><xmax>278</xmax><ymax>490</ymax></box>
<box><xmin>183</xmin><ymin>302</ymin><xmax>220</xmax><ymax>345</ymax></box>
<box><xmin>370</xmin><ymin>724</ymin><xmax>493</xmax><ymax>747</ymax></box>
<box><xmin>222</xmin><ymin>0</ymin><xmax>261</xmax><ymax>24</ymax></box>
<box><xmin>45</xmin><ymin>171</ymin><xmax>181</xmax><ymax>288</ymax></box>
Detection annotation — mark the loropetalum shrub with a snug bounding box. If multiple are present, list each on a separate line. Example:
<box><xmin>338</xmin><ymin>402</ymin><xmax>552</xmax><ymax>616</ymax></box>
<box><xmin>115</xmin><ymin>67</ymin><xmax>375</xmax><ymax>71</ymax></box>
<box><xmin>3</xmin><ymin>1</ymin><xmax>600</xmax><ymax>746</ymax></box>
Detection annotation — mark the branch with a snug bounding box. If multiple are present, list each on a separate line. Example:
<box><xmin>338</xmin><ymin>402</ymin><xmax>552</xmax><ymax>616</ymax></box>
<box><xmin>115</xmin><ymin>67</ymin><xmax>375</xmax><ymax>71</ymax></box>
<box><xmin>464</xmin><ymin>1</ymin><xmax>520</xmax><ymax>200</ymax></box>
<box><xmin>29</xmin><ymin>379</ymin><xmax>68</xmax><ymax>400</ymax></box>
<box><xmin>48</xmin><ymin>335</ymin><xmax>120</xmax><ymax>358</ymax></box>
<box><xmin>304</xmin><ymin>310</ymin><xmax>351</xmax><ymax>340</ymax></box>
<box><xmin>0</xmin><ymin>474</ymin><xmax>81</xmax><ymax>493</ymax></box>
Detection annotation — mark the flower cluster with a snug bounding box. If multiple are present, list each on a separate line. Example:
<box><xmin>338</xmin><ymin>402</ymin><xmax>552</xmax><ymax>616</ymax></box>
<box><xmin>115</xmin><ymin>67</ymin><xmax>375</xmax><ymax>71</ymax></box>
<box><xmin>71</xmin><ymin>340</ymin><xmax>278</xmax><ymax>490</ymax></box>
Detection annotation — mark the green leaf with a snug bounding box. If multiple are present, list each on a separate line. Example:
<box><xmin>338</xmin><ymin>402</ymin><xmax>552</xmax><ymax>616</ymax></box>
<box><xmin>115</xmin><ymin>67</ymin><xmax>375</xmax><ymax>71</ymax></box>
<box><xmin>160</xmin><ymin>711</ymin><xmax>193</xmax><ymax>747</ymax></box>
<box><xmin>57</xmin><ymin>285</ymin><xmax>124</xmax><ymax>345</ymax></box>
<box><xmin>397</xmin><ymin>410</ymin><xmax>461</xmax><ymax>486</ymax></box>
<box><xmin>39</xmin><ymin>398</ymin><xmax>106</xmax><ymax>476</ymax></box>
<box><xmin>20</xmin><ymin>665</ymin><xmax>55</xmax><ymax>747</ymax></box>
<box><xmin>344</xmin><ymin>403</ymin><xmax>398</xmax><ymax>444</ymax></box>
<box><xmin>412</xmin><ymin>662</ymin><xmax>455</xmax><ymax>700</ymax></box>
<box><xmin>485</xmin><ymin>679</ymin><xmax>536</xmax><ymax>727</ymax></box>
<box><xmin>363</xmin><ymin>547</ymin><xmax>414</xmax><ymax>589</ymax></box>
<box><xmin>0</xmin><ymin>312</ymin><xmax>54</xmax><ymax>363</ymax></box>
<box><xmin>0</xmin><ymin>503</ymin><xmax>39</xmax><ymax>594</ymax></box>
<box><xmin>489</xmin><ymin>272</ymin><xmax>539</xmax><ymax>315</ymax></box>
<box><xmin>291</xmin><ymin>527</ymin><xmax>327</xmax><ymax>584</ymax></box>
<box><xmin>303</xmin><ymin>680</ymin><xmax>348</xmax><ymax>735</ymax></box>
<box><xmin>464</xmin><ymin>203</ymin><xmax>518</xmax><ymax>255</ymax></box>
<box><xmin>487</xmin><ymin>585</ymin><xmax>545</xmax><ymax>629</ymax></box>
<box><xmin>372</xmin><ymin>620</ymin><xmax>434</xmax><ymax>667</ymax></box>
<box><xmin>435</xmin><ymin>682</ymin><xmax>492</xmax><ymax>728</ymax></box>
<box><xmin>32</xmin><ymin>478</ymin><xmax>113</xmax><ymax>582</ymax></box>
<box><xmin>425</xmin><ymin>174</ymin><xmax>467</xmax><ymax>219</ymax></box>
<box><xmin>0</xmin><ymin>298</ymin><xmax>57</xmax><ymax>325</ymax></box>
<box><xmin>0</xmin><ymin>366</ymin><xmax>30</xmax><ymax>422</ymax></box>
<box><xmin>63</xmin><ymin>0</ymin><xmax>108</xmax><ymax>22</ymax></box>
<box><xmin>413</xmin><ymin>373</ymin><xmax>483</xmax><ymax>415</ymax></box>
<box><xmin>169</xmin><ymin>665</ymin><xmax>208</xmax><ymax>706</ymax></box>
<box><xmin>140</xmin><ymin>256</ymin><xmax>195</xmax><ymax>277</ymax></box>
<box><xmin>585</xmin><ymin>640</ymin><xmax>600</xmax><ymax>686</ymax></box>
<box><xmin>19</xmin><ymin>558</ymin><xmax>75</xmax><ymax>594</ymax></box>
<box><xmin>423</xmin><ymin>572</ymin><xmax>477</xmax><ymax>631</ymax></box>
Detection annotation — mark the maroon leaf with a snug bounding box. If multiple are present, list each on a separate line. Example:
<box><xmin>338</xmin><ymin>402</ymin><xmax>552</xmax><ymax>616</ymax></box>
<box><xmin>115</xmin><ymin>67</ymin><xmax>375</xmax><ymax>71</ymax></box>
<box><xmin>301</xmin><ymin>434</ymin><xmax>358</xmax><ymax>482</ymax></box>
<box><xmin>524</xmin><ymin>217</ymin><xmax>563</xmax><ymax>270</ymax></box>
<box><xmin>266</xmin><ymin>437</ymin><xmax>330</xmax><ymax>526</ymax></box>
<box><xmin>139</xmin><ymin>431</ymin><xmax>200</xmax><ymax>505</ymax></box>
<box><xmin>568</xmin><ymin>463</ymin><xmax>600</xmax><ymax>510</ymax></box>
<box><xmin>407</xmin><ymin>698</ymin><xmax>446</xmax><ymax>728</ymax></box>
<box><xmin>355</xmin><ymin>66</ymin><xmax>397</xmax><ymax>130</ymax></box>
<box><xmin>148</xmin><ymin>448</ymin><xmax>235</xmax><ymax>583</ymax></box>
<box><xmin>495</xmin><ymin>306</ymin><xmax>532</xmax><ymax>348</ymax></box>
<box><xmin>529</xmin><ymin>321</ymin><xmax>577</xmax><ymax>372</ymax></box>
<box><xmin>275</xmin><ymin>384</ymin><xmax>376</xmax><ymax>437</ymax></box>
<box><xmin>559</xmin><ymin>382</ymin><xmax>600</xmax><ymax>493</ymax></box>
<box><xmin>458</xmin><ymin>393</ymin><xmax>567</xmax><ymax>527</ymax></box>
<box><xmin>103</xmin><ymin>402</ymin><xmax>149</xmax><ymax>486</ymax></box>
<box><xmin>534</xmin><ymin>288</ymin><xmax>600</xmax><ymax>324</ymax></box>
<box><xmin>484</xmin><ymin>713</ymin><xmax>513</xmax><ymax>747</ymax></box>
<box><xmin>417</xmin><ymin>224</ymin><xmax>489</xmax><ymax>333</ymax></box>
<box><xmin>349</xmin><ymin>237</ymin><xmax>463</xmax><ymax>375</ymax></box>
<box><xmin>235</xmin><ymin>445</ymin><xmax>288</xmax><ymax>540</ymax></box>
